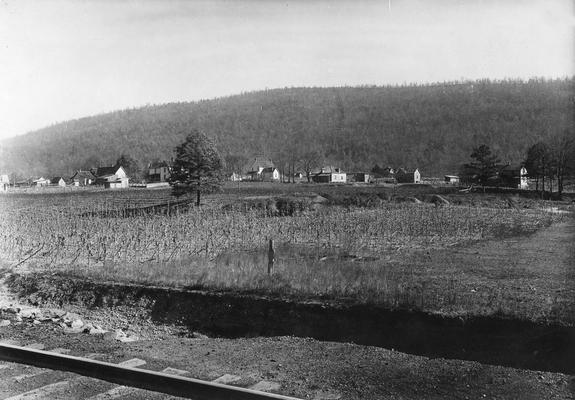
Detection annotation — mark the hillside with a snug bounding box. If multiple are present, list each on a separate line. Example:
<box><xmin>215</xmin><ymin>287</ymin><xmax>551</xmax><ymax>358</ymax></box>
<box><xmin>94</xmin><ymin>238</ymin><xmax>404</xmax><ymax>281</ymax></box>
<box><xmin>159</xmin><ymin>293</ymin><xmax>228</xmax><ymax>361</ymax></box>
<box><xmin>1</xmin><ymin>78</ymin><xmax>573</xmax><ymax>178</ymax></box>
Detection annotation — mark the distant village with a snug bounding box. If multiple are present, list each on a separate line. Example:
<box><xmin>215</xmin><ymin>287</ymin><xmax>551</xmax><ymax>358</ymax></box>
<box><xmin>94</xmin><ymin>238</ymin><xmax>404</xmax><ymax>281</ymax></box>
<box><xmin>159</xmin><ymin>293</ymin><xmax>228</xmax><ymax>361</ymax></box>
<box><xmin>0</xmin><ymin>155</ymin><xmax>529</xmax><ymax>193</ymax></box>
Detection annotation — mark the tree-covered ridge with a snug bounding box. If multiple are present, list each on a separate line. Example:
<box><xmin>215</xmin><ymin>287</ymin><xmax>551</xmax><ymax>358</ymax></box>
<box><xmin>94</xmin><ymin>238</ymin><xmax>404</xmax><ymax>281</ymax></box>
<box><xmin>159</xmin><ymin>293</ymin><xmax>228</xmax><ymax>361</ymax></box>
<box><xmin>1</xmin><ymin>78</ymin><xmax>573</xmax><ymax>178</ymax></box>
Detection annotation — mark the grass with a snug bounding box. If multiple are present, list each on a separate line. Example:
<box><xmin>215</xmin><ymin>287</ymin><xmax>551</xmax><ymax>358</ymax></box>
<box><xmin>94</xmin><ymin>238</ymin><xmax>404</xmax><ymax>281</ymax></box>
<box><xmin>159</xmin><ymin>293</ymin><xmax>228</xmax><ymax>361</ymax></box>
<box><xmin>0</xmin><ymin>185</ymin><xmax>571</xmax><ymax>322</ymax></box>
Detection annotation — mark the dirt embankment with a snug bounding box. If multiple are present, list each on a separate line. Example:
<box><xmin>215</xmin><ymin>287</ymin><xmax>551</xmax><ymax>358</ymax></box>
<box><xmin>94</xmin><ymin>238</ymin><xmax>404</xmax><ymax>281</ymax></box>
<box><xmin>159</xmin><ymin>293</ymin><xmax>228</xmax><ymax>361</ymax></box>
<box><xmin>6</xmin><ymin>272</ymin><xmax>575</xmax><ymax>375</ymax></box>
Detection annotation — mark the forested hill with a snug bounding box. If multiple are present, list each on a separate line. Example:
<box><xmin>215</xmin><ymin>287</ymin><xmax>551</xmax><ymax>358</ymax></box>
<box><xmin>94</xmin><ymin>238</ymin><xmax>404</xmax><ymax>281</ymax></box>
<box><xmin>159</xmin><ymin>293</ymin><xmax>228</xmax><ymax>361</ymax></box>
<box><xmin>1</xmin><ymin>78</ymin><xmax>573</xmax><ymax>178</ymax></box>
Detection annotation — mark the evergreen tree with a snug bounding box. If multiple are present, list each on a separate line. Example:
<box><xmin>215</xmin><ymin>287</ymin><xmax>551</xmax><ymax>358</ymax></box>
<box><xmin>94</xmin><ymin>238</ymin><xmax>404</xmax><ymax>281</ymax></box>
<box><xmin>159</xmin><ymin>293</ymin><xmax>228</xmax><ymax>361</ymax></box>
<box><xmin>462</xmin><ymin>145</ymin><xmax>501</xmax><ymax>190</ymax></box>
<box><xmin>169</xmin><ymin>130</ymin><xmax>224</xmax><ymax>206</ymax></box>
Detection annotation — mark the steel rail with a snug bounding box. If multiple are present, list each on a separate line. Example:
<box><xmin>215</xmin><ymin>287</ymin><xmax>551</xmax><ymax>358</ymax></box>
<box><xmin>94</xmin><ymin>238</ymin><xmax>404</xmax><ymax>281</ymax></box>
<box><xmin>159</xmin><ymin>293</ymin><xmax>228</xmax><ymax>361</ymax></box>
<box><xmin>0</xmin><ymin>343</ymin><xmax>303</xmax><ymax>400</ymax></box>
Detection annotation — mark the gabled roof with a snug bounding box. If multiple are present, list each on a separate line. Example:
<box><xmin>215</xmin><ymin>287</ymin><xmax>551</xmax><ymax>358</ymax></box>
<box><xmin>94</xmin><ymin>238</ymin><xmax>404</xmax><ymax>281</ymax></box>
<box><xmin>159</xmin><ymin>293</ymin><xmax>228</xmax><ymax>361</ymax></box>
<box><xmin>245</xmin><ymin>157</ymin><xmax>274</xmax><ymax>173</ymax></box>
<box><xmin>71</xmin><ymin>170</ymin><xmax>96</xmax><ymax>180</ymax></box>
<box><xmin>95</xmin><ymin>166</ymin><xmax>123</xmax><ymax>177</ymax></box>
<box><xmin>261</xmin><ymin>167</ymin><xmax>277</xmax><ymax>173</ymax></box>
<box><xmin>50</xmin><ymin>177</ymin><xmax>64</xmax><ymax>182</ymax></box>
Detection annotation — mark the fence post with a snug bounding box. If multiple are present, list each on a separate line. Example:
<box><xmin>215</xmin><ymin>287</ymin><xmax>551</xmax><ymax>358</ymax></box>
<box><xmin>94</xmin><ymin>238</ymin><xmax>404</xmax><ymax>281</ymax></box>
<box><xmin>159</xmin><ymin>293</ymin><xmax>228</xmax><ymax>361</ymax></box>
<box><xmin>267</xmin><ymin>239</ymin><xmax>275</xmax><ymax>275</ymax></box>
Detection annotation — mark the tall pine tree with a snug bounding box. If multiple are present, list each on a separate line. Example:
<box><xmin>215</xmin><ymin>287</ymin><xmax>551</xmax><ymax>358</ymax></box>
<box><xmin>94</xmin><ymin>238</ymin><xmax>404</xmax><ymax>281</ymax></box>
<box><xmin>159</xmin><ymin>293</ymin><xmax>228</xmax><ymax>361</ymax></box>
<box><xmin>169</xmin><ymin>130</ymin><xmax>224</xmax><ymax>206</ymax></box>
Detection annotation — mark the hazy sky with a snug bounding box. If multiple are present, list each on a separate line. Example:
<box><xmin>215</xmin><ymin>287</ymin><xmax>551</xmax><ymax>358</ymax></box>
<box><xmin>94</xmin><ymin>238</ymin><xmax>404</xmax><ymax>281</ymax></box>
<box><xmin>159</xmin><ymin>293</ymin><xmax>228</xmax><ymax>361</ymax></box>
<box><xmin>0</xmin><ymin>0</ymin><xmax>572</xmax><ymax>139</ymax></box>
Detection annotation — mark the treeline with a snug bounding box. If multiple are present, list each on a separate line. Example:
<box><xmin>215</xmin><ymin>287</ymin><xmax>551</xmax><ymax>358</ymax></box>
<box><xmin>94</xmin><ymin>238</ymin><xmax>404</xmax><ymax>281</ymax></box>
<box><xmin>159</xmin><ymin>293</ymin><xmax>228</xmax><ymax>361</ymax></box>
<box><xmin>524</xmin><ymin>134</ymin><xmax>574</xmax><ymax>194</ymax></box>
<box><xmin>459</xmin><ymin>132</ymin><xmax>575</xmax><ymax>195</ymax></box>
<box><xmin>1</xmin><ymin>77</ymin><xmax>573</xmax><ymax>178</ymax></box>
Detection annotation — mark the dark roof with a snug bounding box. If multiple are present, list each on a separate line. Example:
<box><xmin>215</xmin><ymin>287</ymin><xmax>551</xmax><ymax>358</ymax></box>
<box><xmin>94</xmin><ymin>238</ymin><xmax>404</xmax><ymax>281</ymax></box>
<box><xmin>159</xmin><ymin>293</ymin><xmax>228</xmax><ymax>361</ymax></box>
<box><xmin>149</xmin><ymin>161</ymin><xmax>171</xmax><ymax>169</ymax></box>
<box><xmin>499</xmin><ymin>165</ymin><xmax>526</xmax><ymax>178</ymax></box>
<box><xmin>245</xmin><ymin>157</ymin><xmax>274</xmax><ymax>173</ymax></box>
<box><xmin>95</xmin><ymin>166</ymin><xmax>122</xmax><ymax>177</ymax></box>
<box><xmin>72</xmin><ymin>170</ymin><xmax>96</xmax><ymax>178</ymax></box>
<box><xmin>51</xmin><ymin>177</ymin><xmax>64</xmax><ymax>182</ymax></box>
<box><xmin>261</xmin><ymin>167</ymin><xmax>276</xmax><ymax>173</ymax></box>
<box><xmin>500</xmin><ymin>165</ymin><xmax>524</xmax><ymax>172</ymax></box>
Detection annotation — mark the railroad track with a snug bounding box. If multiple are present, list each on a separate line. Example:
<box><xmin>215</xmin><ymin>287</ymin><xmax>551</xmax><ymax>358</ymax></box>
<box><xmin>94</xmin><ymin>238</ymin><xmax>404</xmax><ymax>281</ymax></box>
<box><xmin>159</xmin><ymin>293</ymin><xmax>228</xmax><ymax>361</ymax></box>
<box><xmin>0</xmin><ymin>342</ymin><xmax>304</xmax><ymax>400</ymax></box>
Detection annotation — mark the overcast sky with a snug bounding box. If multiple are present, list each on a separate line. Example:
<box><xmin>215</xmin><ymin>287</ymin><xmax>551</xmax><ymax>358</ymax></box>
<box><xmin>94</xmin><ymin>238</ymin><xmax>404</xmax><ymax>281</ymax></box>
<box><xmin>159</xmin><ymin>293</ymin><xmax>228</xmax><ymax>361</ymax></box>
<box><xmin>0</xmin><ymin>0</ymin><xmax>572</xmax><ymax>140</ymax></box>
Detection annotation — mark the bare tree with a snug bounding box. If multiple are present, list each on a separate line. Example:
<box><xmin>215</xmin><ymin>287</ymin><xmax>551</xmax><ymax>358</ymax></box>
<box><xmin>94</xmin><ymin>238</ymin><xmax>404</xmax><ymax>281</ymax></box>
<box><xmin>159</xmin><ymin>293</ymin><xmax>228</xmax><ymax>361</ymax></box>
<box><xmin>299</xmin><ymin>150</ymin><xmax>323</xmax><ymax>183</ymax></box>
<box><xmin>548</xmin><ymin>131</ymin><xmax>575</xmax><ymax>195</ymax></box>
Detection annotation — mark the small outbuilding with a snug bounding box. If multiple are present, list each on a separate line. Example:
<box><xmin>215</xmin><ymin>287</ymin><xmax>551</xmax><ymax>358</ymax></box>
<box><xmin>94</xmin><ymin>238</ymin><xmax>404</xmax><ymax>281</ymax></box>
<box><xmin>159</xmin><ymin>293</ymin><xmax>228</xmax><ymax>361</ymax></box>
<box><xmin>444</xmin><ymin>175</ymin><xmax>460</xmax><ymax>185</ymax></box>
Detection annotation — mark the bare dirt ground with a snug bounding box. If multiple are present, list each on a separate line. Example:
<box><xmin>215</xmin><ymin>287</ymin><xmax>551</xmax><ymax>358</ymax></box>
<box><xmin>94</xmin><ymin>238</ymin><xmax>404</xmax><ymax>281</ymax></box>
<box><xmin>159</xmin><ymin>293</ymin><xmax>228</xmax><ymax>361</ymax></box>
<box><xmin>0</xmin><ymin>216</ymin><xmax>574</xmax><ymax>399</ymax></box>
<box><xmin>0</xmin><ymin>318</ymin><xmax>574</xmax><ymax>399</ymax></box>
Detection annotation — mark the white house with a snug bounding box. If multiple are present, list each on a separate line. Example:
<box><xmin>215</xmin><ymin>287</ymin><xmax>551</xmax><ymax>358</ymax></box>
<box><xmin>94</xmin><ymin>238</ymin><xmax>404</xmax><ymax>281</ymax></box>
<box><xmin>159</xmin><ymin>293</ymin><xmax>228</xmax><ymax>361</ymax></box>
<box><xmin>94</xmin><ymin>166</ymin><xmax>130</xmax><ymax>189</ymax></box>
